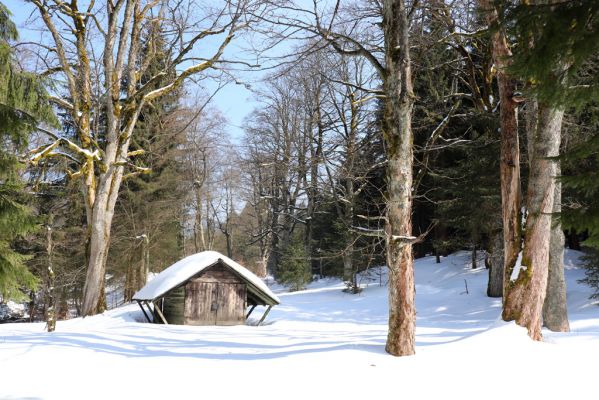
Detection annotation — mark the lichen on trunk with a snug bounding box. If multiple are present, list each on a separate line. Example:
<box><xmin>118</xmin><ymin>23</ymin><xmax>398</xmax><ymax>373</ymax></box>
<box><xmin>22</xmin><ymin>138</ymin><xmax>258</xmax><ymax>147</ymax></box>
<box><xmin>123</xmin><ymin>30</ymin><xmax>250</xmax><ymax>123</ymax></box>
<box><xmin>503</xmin><ymin>103</ymin><xmax>564</xmax><ymax>340</ymax></box>
<box><xmin>382</xmin><ymin>0</ymin><xmax>416</xmax><ymax>357</ymax></box>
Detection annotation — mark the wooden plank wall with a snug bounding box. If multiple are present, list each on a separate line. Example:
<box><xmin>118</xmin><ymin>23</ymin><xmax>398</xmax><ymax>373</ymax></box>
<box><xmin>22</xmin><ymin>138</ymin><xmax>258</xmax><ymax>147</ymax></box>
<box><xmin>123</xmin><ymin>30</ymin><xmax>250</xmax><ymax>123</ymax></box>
<box><xmin>162</xmin><ymin>287</ymin><xmax>185</xmax><ymax>324</ymax></box>
<box><xmin>182</xmin><ymin>263</ymin><xmax>247</xmax><ymax>326</ymax></box>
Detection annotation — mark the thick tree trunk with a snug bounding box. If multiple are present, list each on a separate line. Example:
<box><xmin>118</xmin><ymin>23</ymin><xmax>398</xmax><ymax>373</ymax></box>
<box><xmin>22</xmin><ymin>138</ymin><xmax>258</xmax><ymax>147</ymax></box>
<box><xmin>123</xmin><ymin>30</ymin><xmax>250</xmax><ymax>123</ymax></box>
<box><xmin>342</xmin><ymin>244</ymin><xmax>355</xmax><ymax>288</ymax></box>
<box><xmin>382</xmin><ymin>0</ymin><xmax>416</xmax><ymax>357</ymax></box>
<box><xmin>503</xmin><ymin>104</ymin><xmax>563</xmax><ymax>340</ymax></box>
<box><xmin>543</xmin><ymin>163</ymin><xmax>570</xmax><ymax>331</ymax></box>
<box><xmin>81</xmin><ymin>167</ymin><xmax>123</xmax><ymax>316</ymax></box>
<box><xmin>479</xmin><ymin>0</ymin><xmax>522</xmax><ymax>304</ymax></box>
<box><xmin>487</xmin><ymin>230</ymin><xmax>504</xmax><ymax>297</ymax></box>
<box><xmin>256</xmin><ymin>255</ymin><xmax>268</xmax><ymax>278</ymax></box>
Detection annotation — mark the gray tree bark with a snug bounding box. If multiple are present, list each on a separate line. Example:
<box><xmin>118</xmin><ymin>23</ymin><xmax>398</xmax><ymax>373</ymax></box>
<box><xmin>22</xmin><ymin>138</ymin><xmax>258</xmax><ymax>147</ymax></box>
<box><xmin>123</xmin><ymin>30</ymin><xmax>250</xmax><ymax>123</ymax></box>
<box><xmin>487</xmin><ymin>230</ymin><xmax>504</xmax><ymax>297</ymax></box>
<box><xmin>543</xmin><ymin>163</ymin><xmax>570</xmax><ymax>331</ymax></box>
<box><xmin>31</xmin><ymin>0</ymin><xmax>245</xmax><ymax>316</ymax></box>
<box><xmin>503</xmin><ymin>103</ymin><xmax>563</xmax><ymax>340</ymax></box>
<box><xmin>383</xmin><ymin>0</ymin><xmax>416</xmax><ymax>357</ymax></box>
<box><xmin>479</xmin><ymin>0</ymin><xmax>522</xmax><ymax>302</ymax></box>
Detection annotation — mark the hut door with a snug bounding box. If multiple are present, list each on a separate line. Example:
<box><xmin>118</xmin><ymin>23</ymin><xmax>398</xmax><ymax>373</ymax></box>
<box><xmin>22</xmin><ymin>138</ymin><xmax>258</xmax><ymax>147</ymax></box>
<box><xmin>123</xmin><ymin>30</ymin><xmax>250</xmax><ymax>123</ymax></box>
<box><xmin>184</xmin><ymin>281</ymin><xmax>218</xmax><ymax>325</ymax></box>
<box><xmin>215</xmin><ymin>283</ymin><xmax>246</xmax><ymax>325</ymax></box>
<box><xmin>184</xmin><ymin>281</ymin><xmax>246</xmax><ymax>325</ymax></box>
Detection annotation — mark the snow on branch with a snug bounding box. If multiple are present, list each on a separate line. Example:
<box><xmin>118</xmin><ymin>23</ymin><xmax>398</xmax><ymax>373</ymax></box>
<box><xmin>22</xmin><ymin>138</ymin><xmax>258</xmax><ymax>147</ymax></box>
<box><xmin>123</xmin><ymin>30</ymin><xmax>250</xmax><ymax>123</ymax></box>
<box><xmin>351</xmin><ymin>226</ymin><xmax>385</xmax><ymax>238</ymax></box>
<box><xmin>30</xmin><ymin>127</ymin><xmax>101</xmax><ymax>165</ymax></box>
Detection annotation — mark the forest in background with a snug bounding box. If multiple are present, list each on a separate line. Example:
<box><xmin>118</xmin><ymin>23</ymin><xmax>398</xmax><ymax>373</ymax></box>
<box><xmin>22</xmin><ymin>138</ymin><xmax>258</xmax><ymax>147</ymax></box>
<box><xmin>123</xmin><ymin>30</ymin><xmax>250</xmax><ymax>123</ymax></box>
<box><xmin>1</xmin><ymin>0</ymin><xmax>599</xmax><ymax>356</ymax></box>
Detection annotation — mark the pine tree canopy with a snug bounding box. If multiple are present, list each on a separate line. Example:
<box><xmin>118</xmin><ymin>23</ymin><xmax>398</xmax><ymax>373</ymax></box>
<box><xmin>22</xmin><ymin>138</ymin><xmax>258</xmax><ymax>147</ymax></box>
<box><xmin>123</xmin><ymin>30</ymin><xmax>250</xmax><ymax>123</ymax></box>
<box><xmin>507</xmin><ymin>1</ymin><xmax>599</xmax><ymax>107</ymax></box>
<box><xmin>0</xmin><ymin>2</ymin><xmax>55</xmax><ymax>300</ymax></box>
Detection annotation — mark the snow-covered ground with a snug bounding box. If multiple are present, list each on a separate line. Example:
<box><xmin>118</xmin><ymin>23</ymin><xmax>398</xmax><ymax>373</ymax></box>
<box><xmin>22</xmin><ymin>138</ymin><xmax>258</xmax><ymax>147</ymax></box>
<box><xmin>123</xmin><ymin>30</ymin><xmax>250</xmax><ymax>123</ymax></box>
<box><xmin>1</xmin><ymin>250</ymin><xmax>597</xmax><ymax>399</ymax></box>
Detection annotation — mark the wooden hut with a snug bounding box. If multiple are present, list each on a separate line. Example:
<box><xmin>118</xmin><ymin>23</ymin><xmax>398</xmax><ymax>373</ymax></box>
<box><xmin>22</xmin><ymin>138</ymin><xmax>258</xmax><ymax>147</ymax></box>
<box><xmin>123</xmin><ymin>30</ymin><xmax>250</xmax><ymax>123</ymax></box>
<box><xmin>132</xmin><ymin>251</ymin><xmax>279</xmax><ymax>326</ymax></box>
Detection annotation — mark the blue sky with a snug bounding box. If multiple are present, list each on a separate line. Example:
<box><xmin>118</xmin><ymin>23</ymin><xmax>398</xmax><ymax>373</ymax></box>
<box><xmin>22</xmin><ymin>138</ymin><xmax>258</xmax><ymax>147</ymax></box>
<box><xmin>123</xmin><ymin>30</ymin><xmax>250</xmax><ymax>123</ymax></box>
<box><xmin>7</xmin><ymin>0</ymin><xmax>260</xmax><ymax>142</ymax></box>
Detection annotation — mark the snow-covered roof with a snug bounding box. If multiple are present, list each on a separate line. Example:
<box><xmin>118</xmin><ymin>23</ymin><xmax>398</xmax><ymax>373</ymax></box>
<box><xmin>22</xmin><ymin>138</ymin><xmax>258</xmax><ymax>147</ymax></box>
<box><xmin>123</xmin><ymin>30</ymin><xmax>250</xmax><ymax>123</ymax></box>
<box><xmin>132</xmin><ymin>251</ymin><xmax>280</xmax><ymax>305</ymax></box>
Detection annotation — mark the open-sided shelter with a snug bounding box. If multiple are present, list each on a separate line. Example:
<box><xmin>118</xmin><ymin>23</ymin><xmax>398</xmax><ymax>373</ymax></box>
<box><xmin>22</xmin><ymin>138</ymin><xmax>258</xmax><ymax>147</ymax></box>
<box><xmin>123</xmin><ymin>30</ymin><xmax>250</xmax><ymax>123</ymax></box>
<box><xmin>133</xmin><ymin>251</ymin><xmax>279</xmax><ymax>325</ymax></box>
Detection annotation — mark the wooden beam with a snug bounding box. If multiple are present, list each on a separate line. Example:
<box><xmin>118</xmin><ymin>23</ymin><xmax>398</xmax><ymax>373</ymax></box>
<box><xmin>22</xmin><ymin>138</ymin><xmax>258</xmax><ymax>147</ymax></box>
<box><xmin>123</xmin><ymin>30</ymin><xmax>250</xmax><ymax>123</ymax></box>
<box><xmin>137</xmin><ymin>300</ymin><xmax>152</xmax><ymax>323</ymax></box>
<box><xmin>258</xmin><ymin>305</ymin><xmax>272</xmax><ymax>326</ymax></box>
<box><xmin>143</xmin><ymin>301</ymin><xmax>156</xmax><ymax>323</ymax></box>
<box><xmin>246</xmin><ymin>304</ymin><xmax>257</xmax><ymax>319</ymax></box>
<box><xmin>152</xmin><ymin>300</ymin><xmax>169</xmax><ymax>325</ymax></box>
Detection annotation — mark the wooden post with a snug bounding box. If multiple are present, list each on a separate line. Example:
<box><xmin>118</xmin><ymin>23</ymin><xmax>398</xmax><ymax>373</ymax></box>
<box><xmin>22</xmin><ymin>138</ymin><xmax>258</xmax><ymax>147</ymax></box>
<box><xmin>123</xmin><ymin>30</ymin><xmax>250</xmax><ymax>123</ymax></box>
<box><xmin>246</xmin><ymin>304</ymin><xmax>257</xmax><ymax>319</ymax></box>
<box><xmin>258</xmin><ymin>305</ymin><xmax>272</xmax><ymax>326</ymax></box>
<box><xmin>137</xmin><ymin>300</ymin><xmax>152</xmax><ymax>323</ymax></box>
<box><xmin>152</xmin><ymin>300</ymin><xmax>169</xmax><ymax>325</ymax></box>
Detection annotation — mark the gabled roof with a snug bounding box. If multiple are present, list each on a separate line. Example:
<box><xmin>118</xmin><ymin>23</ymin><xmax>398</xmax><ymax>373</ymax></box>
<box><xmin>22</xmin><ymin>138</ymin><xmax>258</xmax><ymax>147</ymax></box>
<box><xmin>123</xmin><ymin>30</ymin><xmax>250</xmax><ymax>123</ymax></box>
<box><xmin>132</xmin><ymin>251</ymin><xmax>280</xmax><ymax>305</ymax></box>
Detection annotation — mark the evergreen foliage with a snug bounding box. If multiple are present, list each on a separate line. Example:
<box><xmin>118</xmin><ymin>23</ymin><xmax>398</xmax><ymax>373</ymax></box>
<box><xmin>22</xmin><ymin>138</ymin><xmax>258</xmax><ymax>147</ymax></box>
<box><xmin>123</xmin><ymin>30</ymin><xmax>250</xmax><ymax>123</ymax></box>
<box><xmin>0</xmin><ymin>3</ymin><xmax>54</xmax><ymax>300</ymax></box>
<box><xmin>506</xmin><ymin>1</ymin><xmax>599</xmax><ymax>107</ymax></box>
<box><xmin>433</xmin><ymin>127</ymin><xmax>501</xmax><ymax>257</ymax></box>
<box><xmin>579</xmin><ymin>249</ymin><xmax>599</xmax><ymax>299</ymax></box>
<box><xmin>507</xmin><ymin>1</ymin><xmax>599</xmax><ymax>297</ymax></box>
<box><xmin>278</xmin><ymin>238</ymin><xmax>311</xmax><ymax>292</ymax></box>
<box><xmin>562</xmin><ymin>129</ymin><xmax>599</xmax><ymax>248</ymax></box>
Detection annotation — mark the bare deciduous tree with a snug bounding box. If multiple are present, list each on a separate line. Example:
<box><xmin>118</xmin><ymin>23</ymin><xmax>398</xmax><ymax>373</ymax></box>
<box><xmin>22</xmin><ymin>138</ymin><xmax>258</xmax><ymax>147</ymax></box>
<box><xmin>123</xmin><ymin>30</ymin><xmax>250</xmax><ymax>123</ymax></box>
<box><xmin>27</xmin><ymin>0</ymin><xmax>267</xmax><ymax>315</ymax></box>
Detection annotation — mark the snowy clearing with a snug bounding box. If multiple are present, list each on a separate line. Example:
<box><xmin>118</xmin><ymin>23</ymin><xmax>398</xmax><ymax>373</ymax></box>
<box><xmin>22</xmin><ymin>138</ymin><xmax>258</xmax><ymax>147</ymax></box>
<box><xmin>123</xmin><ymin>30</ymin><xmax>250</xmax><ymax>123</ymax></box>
<box><xmin>1</xmin><ymin>250</ymin><xmax>597</xmax><ymax>399</ymax></box>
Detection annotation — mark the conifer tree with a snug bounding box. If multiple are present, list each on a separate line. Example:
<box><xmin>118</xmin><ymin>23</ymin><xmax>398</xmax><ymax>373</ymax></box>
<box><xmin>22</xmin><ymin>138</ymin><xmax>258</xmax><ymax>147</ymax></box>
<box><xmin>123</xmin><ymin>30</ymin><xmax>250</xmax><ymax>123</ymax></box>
<box><xmin>0</xmin><ymin>2</ymin><xmax>54</xmax><ymax>300</ymax></box>
<box><xmin>278</xmin><ymin>237</ymin><xmax>311</xmax><ymax>292</ymax></box>
<box><xmin>505</xmin><ymin>0</ymin><xmax>599</xmax><ymax>332</ymax></box>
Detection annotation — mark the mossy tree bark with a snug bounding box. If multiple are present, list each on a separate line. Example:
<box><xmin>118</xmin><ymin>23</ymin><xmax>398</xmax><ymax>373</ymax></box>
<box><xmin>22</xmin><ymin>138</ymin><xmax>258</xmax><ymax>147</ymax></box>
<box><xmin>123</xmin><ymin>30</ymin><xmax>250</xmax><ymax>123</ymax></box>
<box><xmin>30</xmin><ymin>0</ymin><xmax>246</xmax><ymax>316</ymax></box>
<box><xmin>503</xmin><ymin>104</ymin><xmax>563</xmax><ymax>340</ymax></box>
<box><xmin>479</xmin><ymin>0</ymin><xmax>521</xmax><ymax>302</ymax></box>
<box><xmin>382</xmin><ymin>0</ymin><xmax>416</xmax><ymax>357</ymax></box>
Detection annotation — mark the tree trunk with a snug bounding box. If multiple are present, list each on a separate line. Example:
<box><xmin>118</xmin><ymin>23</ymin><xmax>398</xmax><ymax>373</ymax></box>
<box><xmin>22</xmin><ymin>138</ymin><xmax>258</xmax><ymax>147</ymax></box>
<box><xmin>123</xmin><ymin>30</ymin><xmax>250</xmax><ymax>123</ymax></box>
<box><xmin>503</xmin><ymin>104</ymin><xmax>563</xmax><ymax>340</ymax></box>
<box><xmin>45</xmin><ymin>217</ymin><xmax>56</xmax><ymax>333</ymax></box>
<box><xmin>487</xmin><ymin>230</ymin><xmax>504</xmax><ymax>297</ymax></box>
<box><xmin>225</xmin><ymin>231</ymin><xmax>233</xmax><ymax>258</ymax></box>
<box><xmin>471</xmin><ymin>245</ymin><xmax>477</xmax><ymax>269</ymax></box>
<box><xmin>342</xmin><ymin>245</ymin><xmax>355</xmax><ymax>286</ymax></box>
<box><xmin>28</xmin><ymin>290</ymin><xmax>35</xmax><ymax>323</ymax></box>
<box><xmin>543</xmin><ymin>163</ymin><xmax>570</xmax><ymax>331</ymax></box>
<box><xmin>140</xmin><ymin>234</ymin><xmax>149</xmax><ymax>286</ymax></box>
<box><xmin>383</xmin><ymin>0</ymin><xmax>416</xmax><ymax>357</ymax></box>
<box><xmin>480</xmin><ymin>0</ymin><xmax>523</xmax><ymax>301</ymax></box>
<box><xmin>81</xmin><ymin>168</ymin><xmax>123</xmax><ymax>316</ymax></box>
<box><xmin>124</xmin><ymin>262</ymin><xmax>134</xmax><ymax>303</ymax></box>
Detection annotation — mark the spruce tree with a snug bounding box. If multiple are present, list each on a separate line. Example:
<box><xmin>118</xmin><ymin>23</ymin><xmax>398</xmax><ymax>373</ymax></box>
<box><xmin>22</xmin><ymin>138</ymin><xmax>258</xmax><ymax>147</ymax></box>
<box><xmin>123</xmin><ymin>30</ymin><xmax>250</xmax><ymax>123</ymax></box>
<box><xmin>0</xmin><ymin>3</ymin><xmax>54</xmax><ymax>300</ymax></box>
<box><xmin>506</xmin><ymin>1</ymin><xmax>599</xmax><ymax>298</ymax></box>
<box><xmin>278</xmin><ymin>238</ymin><xmax>311</xmax><ymax>292</ymax></box>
